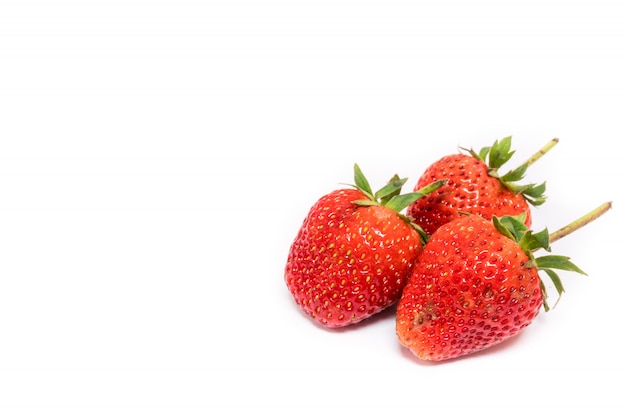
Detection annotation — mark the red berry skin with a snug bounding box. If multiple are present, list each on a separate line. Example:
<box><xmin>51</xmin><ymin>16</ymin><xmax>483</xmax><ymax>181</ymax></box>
<box><xmin>396</xmin><ymin>214</ymin><xmax>543</xmax><ymax>361</ymax></box>
<box><xmin>285</xmin><ymin>189</ymin><xmax>423</xmax><ymax>328</ymax></box>
<box><xmin>406</xmin><ymin>154</ymin><xmax>531</xmax><ymax>236</ymax></box>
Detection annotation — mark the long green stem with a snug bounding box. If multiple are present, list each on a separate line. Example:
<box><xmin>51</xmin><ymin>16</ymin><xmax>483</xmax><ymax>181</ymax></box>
<box><xmin>520</xmin><ymin>138</ymin><xmax>559</xmax><ymax>170</ymax></box>
<box><xmin>549</xmin><ymin>201</ymin><xmax>612</xmax><ymax>244</ymax></box>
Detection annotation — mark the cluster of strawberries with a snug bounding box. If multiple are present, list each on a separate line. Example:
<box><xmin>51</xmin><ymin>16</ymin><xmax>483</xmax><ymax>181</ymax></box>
<box><xmin>284</xmin><ymin>137</ymin><xmax>611</xmax><ymax>361</ymax></box>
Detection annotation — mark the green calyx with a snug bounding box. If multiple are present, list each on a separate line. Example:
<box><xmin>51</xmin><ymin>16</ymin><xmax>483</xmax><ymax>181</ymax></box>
<box><xmin>493</xmin><ymin>201</ymin><xmax>612</xmax><ymax>311</ymax></box>
<box><xmin>464</xmin><ymin>136</ymin><xmax>558</xmax><ymax>207</ymax></box>
<box><xmin>493</xmin><ymin>214</ymin><xmax>584</xmax><ymax>311</ymax></box>
<box><xmin>350</xmin><ymin>163</ymin><xmax>446</xmax><ymax>243</ymax></box>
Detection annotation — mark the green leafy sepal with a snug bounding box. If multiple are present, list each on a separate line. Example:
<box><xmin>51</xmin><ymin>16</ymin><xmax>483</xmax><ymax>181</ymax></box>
<box><xmin>464</xmin><ymin>136</ymin><xmax>549</xmax><ymax>206</ymax></box>
<box><xmin>350</xmin><ymin>163</ymin><xmax>446</xmax><ymax>244</ymax></box>
<box><xmin>493</xmin><ymin>214</ymin><xmax>586</xmax><ymax>312</ymax></box>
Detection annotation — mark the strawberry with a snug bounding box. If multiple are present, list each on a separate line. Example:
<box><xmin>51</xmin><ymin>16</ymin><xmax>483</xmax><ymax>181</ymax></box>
<box><xmin>285</xmin><ymin>164</ymin><xmax>445</xmax><ymax>328</ymax></box>
<box><xmin>406</xmin><ymin>136</ymin><xmax>557</xmax><ymax>236</ymax></box>
<box><xmin>396</xmin><ymin>202</ymin><xmax>611</xmax><ymax>361</ymax></box>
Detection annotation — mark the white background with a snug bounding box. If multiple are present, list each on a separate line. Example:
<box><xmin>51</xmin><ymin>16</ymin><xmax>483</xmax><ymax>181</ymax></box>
<box><xmin>1</xmin><ymin>0</ymin><xmax>624</xmax><ymax>416</ymax></box>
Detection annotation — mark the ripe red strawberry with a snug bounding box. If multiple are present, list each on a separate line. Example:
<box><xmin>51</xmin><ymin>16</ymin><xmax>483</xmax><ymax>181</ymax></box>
<box><xmin>395</xmin><ymin>203</ymin><xmax>610</xmax><ymax>361</ymax></box>
<box><xmin>285</xmin><ymin>164</ymin><xmax>445</xmax><ymax>328</ymax></box>
<box><xmin>406</xmin><ymin>136</ymin><xmax>557</xmax><ymax>236</ymax></box>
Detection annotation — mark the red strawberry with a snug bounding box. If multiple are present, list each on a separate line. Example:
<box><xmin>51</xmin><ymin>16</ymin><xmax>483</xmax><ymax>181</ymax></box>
<box><xmin>406</xmin><ymin>136</ymin><xmax>557</xmax><ymax>236</ymax></box>
<box><xmin>396</xmin><ymin>202</ymin><xmax>611</xmax><ymax>361</ymax></box>
<box><xmin>285</xmin><ymin>164</ymin><xmax>445</xmax><ymax>328</ymax></box>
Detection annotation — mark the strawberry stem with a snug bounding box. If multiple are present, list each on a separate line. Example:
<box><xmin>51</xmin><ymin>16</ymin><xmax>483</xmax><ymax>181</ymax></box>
<box><xmin>497</xmin><ymin>138</ymin><xmax>558</xmax><ymax>189</ymax></box>
<box><xmin>468</xmin><ymin>137</ymin><xmax>557</xmax><ymax>206</ymax></box>
<box><xmin>494</xmin><ymin>200</ymin><xmax>611</xmax><ymax>312</ymax></box>
<box><xmin>548</xmin><ymin>201</ymin><xmax>612</xmax><ymax>244</ymax></box>
<box><xmin>521</xmin><ymin>138</ymin><xmax>559</xmax><ymax>169</ymax></box>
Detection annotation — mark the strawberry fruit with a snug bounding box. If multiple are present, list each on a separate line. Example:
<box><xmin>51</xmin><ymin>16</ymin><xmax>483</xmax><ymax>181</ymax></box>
<box><xmin>396</xmin><ymin>202</ymin><xmax>611</xmax><ymax>361</ymax></box>
<box><xmin>406</xmin><ymin>136</ymin><xmax>557</xmax><ymax>236</ymax></box>
<box><xmin>285</xmin><ymin>164</ymin><xmax>445</xmax><ymax>328</ymax></box>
